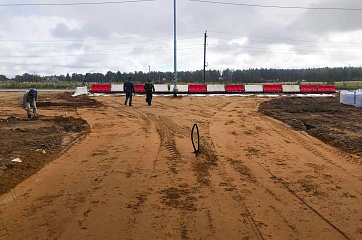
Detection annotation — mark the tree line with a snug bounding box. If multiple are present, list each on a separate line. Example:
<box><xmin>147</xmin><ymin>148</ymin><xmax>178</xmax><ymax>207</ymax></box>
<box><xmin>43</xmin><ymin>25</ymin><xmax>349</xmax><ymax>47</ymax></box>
<box><xmin>1</xmin><ymin>66</ymin><xmax>362</xmax><ymax>84</ymax></box>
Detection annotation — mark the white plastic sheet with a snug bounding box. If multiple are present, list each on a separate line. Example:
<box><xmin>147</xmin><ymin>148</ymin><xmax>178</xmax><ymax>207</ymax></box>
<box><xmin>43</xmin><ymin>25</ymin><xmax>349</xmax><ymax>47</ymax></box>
<box><xmin>72</xmin><ymin>86</ymin><xmax>88</xmax><ymax>96</ymax></box>
<box><xmin>11</xmin><ymin>158</ymin><xmax>22</xmax><ymax>163</ymax></box>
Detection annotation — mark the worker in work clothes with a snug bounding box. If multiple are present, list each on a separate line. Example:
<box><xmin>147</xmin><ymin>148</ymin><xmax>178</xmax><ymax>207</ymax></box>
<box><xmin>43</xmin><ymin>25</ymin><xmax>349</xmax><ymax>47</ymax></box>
<box><xmin>23</xmin><ymin>88</ymin><xmax>38</xmax><ymax>119</ymax></box>
<box><xmin>144</xmin><ymin>79</ymin><xmax>155</xmax><ymax>105</ymax></box>
<box><xmin>123</xmin><ymin>77</ymin><xmax>136</xmax><ymax>106</ymax></box>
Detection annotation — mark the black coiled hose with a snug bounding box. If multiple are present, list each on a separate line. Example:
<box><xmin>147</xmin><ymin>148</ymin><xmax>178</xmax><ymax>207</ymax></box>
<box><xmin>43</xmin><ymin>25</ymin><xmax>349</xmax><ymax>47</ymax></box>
<box><xmin>191</xmin><ymin>123</ymin><xmax>200</xmax><ymax>156</ymax></box>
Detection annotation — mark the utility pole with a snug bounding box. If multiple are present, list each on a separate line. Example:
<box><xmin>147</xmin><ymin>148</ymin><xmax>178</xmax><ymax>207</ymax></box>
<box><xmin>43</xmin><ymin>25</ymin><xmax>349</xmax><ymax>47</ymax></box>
<box><xmin>149</xmin><ymin>65</ymin><xmax>150</xmax><ymax>80</ymax></box>
<box><xmin>229</xmin><ymin>69</ymin><xmax>234</xmax><ymax>83</ymax></box>
<box><xmin>173</xmin><ymin>0</ymin><xmax>178</xmax><ymax>96</ymax></box>
<box><xmin>203</xmin><ymin>30</ymin><xmax>207</xmax><ymax>84</ymax></box>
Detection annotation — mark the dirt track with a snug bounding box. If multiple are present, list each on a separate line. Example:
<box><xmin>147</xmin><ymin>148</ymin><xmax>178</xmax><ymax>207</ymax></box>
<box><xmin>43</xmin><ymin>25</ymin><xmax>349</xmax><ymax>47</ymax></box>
<box><xmin>0</xmin><ymin>92</ymin><xmax>361</xmax><ymax>240</ymax></box>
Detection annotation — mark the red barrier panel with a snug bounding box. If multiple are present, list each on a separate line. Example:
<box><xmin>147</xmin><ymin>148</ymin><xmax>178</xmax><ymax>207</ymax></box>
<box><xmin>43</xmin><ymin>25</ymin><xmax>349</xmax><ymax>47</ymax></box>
<box><xmin>263</xmin><ymin>84</ymin><xmax>283</xmax><ymax>93</ymax></box>
<box><xmin>188</xmin><ymin>84</ymin><xmax>207</xmax><ymax>93</ymax></box>
<box><xmin>91</xmin><ymin>84</ymin><xmax>111</xmax><ymax>93</ymax></box>
<box><xmin>225</xmin><ymin>84</ymin><xmax>245</xmax><ymax>92</ymax></box>
<box><xmin>317</xmin><ymin>85</ymin><xmax>336</xmax><ymax>93</ymax></box>
<box><xmin>134</xmin><ymin>84</ymin><xmax>146</xmax><ymax>93</ymax></box>
<box><xmin>300</xmin><ymin>85</ymin><xmax>318</xmax><ymax>93</ymax></box>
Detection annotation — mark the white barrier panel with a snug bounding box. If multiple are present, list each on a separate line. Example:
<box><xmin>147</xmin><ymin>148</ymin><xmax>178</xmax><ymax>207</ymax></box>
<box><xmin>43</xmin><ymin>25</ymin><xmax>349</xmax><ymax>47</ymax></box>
<box><xmin>72</xmin><ymin>86</ymin><xmax>88</xmax><ymax>96</ymax></box>
<box><xmin>282</xmin><ymin>85</ymin><xmax>300</xmax><ymax>92</ymax></box>
<box><xmin>171</xmin><ymin>85</ymin><xmax>189</xmax><ymax>93</ymax></box>
<box><xmin>245</xmin><ymin>85</ymin><xmax>263</xmax><ymax>92</ymax></box>
<box><xmin>154</xmin><ymin>84</ymin><xmax>169</xmax><ymax>92</ymax></box>
<box><xmin>340</xmin><ymin>90</ymin><xmax>355</xmax><ymax>106</ymax></box>
<box><xmin>111</xmin><ymin>84</ymin><xmax>123</xmax><ymax>92</ymax></box>
<box><xmin>355</xmin><ymin>89</ymin><xmax>362</xmax><ymax>107</ymax></box>
<box><xmin>207</xmin><ymin>84</ymin><xmax>225</xmax><ymax>92</ymax></box>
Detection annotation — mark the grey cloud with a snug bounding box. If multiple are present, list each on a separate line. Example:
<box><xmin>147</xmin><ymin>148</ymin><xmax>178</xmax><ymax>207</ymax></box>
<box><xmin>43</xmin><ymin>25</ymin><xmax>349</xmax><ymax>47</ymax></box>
<box><xmin>51</xmin><ymin>22</ymin><xmax>110</xmax><ymax>39</ymax></box>
<box><xmin>287</xmin><ymin>0</ymin><xmax>362</xmax><ymax>35</ymax></box>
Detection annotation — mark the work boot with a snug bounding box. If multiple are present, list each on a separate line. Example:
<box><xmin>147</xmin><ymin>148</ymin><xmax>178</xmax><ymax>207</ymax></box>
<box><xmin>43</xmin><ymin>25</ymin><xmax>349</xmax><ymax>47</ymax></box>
<box><xmin>27</xmin><ymin>114</ymin><xmax>31</xmax><ymax>119</ymax></box>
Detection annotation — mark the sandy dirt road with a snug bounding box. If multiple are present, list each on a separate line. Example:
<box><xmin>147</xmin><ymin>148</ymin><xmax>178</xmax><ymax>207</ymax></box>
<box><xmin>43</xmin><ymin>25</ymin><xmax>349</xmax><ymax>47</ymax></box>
<box><xmin>0</xmin><ymin>94</ymin><xmax>361</xmax><ymax>239</ymax></box>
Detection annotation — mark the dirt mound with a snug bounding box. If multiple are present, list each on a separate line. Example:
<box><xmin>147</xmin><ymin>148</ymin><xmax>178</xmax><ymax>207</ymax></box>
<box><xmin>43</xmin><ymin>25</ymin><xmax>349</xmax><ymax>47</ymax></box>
<box><xmin>0</xmin><ymin>115</ymin><xmax>90</xmax><ymax>195</ymax></box>
<box><xmin>259</xmin><ymin>96</ymin><xmax>362</xmax><ymax>156</ymax></box>
<box><xmin>0</xmin><ymin>91</ymin><xmax>100</xmax><ymax>196</ymax></box>
<box><xmin>37</xmin><ymin>92</ymin><xmax>102</xmax><ymax>108</ymax></box>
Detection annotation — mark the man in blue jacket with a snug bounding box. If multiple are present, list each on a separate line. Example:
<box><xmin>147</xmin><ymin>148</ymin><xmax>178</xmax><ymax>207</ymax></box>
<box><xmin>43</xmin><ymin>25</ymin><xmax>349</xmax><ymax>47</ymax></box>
<box><xmin>23</xmin><ymin>88</ymin><xmax>38</xmax><ymax>119</ymax></box>
<box><xmin>123</xmin><ymin>77</ymin><xmax>135</xmax><ymax>106</ymax></box>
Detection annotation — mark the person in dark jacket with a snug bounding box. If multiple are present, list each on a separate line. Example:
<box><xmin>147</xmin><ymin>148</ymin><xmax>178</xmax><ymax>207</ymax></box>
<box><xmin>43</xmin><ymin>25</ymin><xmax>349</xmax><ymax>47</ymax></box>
<box><xmin>23</xmin><ymin>88</ymin><xmax>38</xmax><ymax>119</ymax></box>
<box><xmin>123</xmin><ymin>77</ymin><xmax>136</xmax><ymax>106</ymax></box>
<box><xmin>82</xmin><ymin>73</ymin><xmax>88</xmax><ymax>86</ymax></box>
<box><xmin>144</xmin><ymin>79</ymin><xmax>155</xmax><ymax>106</ymax></box>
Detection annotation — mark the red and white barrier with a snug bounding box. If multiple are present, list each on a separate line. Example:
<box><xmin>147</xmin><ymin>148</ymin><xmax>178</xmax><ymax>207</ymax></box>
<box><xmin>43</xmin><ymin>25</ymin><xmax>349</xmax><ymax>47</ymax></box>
<box><xmin>188</xmin><ymin>84</ymin><xmax>207</xmax><ymax>93</ymax></box>
<box><xmin>300</xmin><ymin>85</ymin><xmax>318</xmax><ymax>93</ymax></box>
<box><xmin>91</xmin><ymin>83</ymin><xmax>335</xmax><ymax>94</ymax></box>
<box><xmin>111</xmin><ymin>84</ymin><xmax>123</xmax><ymax>92</ymax></box>
<box><xmin>245</xmin><ymin>85</ymin><xmax>263</xmax><ymax>92</ymax></box>
<box><xmin>207</xmin><ymin>84</ymin><xmax>225</xmax><ymax>92</ymax></box>
<box><xmin>154</xmin><ymin>84</ymin><xmax>169</xmax><ymax>92</ymax></box>
<box><xmin>282</xmin><ymin>85</ymin><xmax>300</xmax><ymax>92</ymax></box>
<box><xmin>225</xmin><ymin>84</ymin><xmax>245</xmax><ymax>92</ymax></box>
<box><xmin>91</xmin><ymin>84</ymin><xmax>111</xmax><ymax>93</ymax></box>
<box><xmin>317</xmin><ymin>85</ymin><xmax>335</xmax><ymax>93</ymax></box>
<box><xmin>171</xmin><ymin>85</ymin><xmax>189</xmax><ymax>93</ymax></box>
<box><xmin>263</xmin><ymin>84</ymin><xmax>282</xmax><ymax>93</ymax></box>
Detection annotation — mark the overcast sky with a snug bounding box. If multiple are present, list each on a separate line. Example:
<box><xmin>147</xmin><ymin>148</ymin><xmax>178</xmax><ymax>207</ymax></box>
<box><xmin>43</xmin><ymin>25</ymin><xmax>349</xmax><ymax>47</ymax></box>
<box><xmin>1</xmin><ymin>0</ymin><xmax>362</xmax><ymax>78</ymax></box>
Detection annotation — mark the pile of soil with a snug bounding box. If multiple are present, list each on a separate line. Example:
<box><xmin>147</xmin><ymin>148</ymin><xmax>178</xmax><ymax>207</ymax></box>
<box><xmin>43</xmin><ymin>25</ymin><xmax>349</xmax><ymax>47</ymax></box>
<box><xmin>0</xmin><ymin>92</ymin><xmax>99</xmax><ymax>195</ymax></box>
<box><xmin>37</xmin><ymin>92</ymin><xmax>102</xmax><ymax>108</ymax></box>
<box><xmin>259</xmin><ymin>95</ymin><xmax>362</xmax><ymax>157</ymax></box>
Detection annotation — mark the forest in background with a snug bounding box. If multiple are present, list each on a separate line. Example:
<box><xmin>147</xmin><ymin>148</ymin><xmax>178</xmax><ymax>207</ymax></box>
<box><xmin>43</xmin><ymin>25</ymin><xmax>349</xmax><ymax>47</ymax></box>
<box><xmin>1</xmin><ymin>66</ymin><xmax>362</xmax><ymax>85</ymax></box>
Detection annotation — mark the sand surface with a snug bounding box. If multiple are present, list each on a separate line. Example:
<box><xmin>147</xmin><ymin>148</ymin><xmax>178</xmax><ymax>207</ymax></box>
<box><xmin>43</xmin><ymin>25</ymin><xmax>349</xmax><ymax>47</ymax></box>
<box><xmin>0</xmin><ymin>92</ymin><xmax>361</xmax><ymax>240</ymax></box>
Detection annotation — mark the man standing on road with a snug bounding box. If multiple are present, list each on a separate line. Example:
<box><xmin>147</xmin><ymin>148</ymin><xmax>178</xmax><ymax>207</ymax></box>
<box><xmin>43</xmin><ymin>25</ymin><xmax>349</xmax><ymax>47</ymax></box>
<box><xmin>23</xmin><ymin>88</ymin><xmax>38</xmax><ymax>119</ymax></box>
<box><xmin>82</xmin><ymin>73</ymin><xmax>89</xmax><ymax>87</ymax></box>
<box><xmin>144</xmin><ymin>79</ymin><xmax>155</xmax><ymax>106</ymax></box>
<box><xmin>123</xmin><ymin>77</ymin><xmax>135</xmax><ymax>106</ymax></box>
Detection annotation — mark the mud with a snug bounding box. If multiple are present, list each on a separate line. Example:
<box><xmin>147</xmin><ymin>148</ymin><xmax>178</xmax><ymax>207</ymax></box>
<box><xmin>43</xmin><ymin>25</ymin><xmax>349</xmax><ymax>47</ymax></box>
<box><xmin>259</xmin><ymin>95</ymin><xmax>362</xmax><ymax>157</ymax></box>
<box><xmin>0</xmin><ymin>92</ymin><xmax>96</xmax><ymax>195</ymax></box>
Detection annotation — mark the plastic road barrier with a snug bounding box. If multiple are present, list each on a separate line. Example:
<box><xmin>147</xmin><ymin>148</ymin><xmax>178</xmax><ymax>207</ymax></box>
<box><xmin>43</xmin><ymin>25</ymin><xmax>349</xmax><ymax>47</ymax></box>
<box><xmin>110</xmin><ymin>84</ymin><xmax>124</xmax><ymax>92</ymax></box>
<box><xmin>171</xmin><ymin>85</ymin><xmax>189</xmax><ymax>93</ymax></box>
<box><xmin>188</xmin><ymin>84</ymin><xmax>207</xmax><ymax>93</ymax></box>
<box><xmin>72</xmin><ymin>86</ymin><xmax>88</xmax><ymax>96</ymax></box>
<box><xmin>225</xmin><ymin>84</ymin><xmax>245</xmax><ymax>92</ymax></box>
<box><xmin>300</xmin><ymin>85</ymin><xmax>318</xmax><ymax>93</ymax></box>
<box><xmin>134</xmin><ymin>84</ymin><xmax>146</xmax><ymax>93</ymax></box>
<box><xmin>282</xmin><ymin>85</ymin><xmax>300</xmax><ymax>93</ymax></box>
<box><xmin>317</xmin><ymin>85</ymin><xmax>336</xmax><ymax>93</ymax></box>
<box><xmin>245</xmin><ymin>85</ymin><xmax>263</xmax><ymax>93</ymax></box>
<box><xmin>91</xmin><ymin>84</ymin><xmax>111</xmax><ymax>93</ymax></box>
<box><xmin>207</xmin><ymin>84</ymin><xmax>225</xmax><ymax>93</ymax></box>
<box><xmin>154</xmin><ymin>84</ymin><xmax>169</xmax><ymax>93</ymax></box>
<box><xmin>263</xmin><ymin>84</ymin><xmax>282</xmax><ymax>93</ymax></box>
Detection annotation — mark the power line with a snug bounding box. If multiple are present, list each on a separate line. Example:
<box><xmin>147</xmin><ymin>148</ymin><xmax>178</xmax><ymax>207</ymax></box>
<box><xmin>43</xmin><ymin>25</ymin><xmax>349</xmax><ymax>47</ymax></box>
<box><xmin>209</xmin><ymin>31</ymin><xmax>362</xmax><ymax>45</ymax></box>
<box><xmin>190</xmin><ymin>0</ymin><xmax>362</xmax><ymax>11</ymax></box>
<box><xmin>0</xmin><ymin>31</ymin><xmax>204</xmax><ymax>43</ymax></box>
<box><xmin>0</xmin><ymin>0</ymin><xmax>154</xmax><ymax>7</ymax></box>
